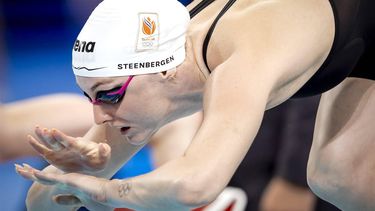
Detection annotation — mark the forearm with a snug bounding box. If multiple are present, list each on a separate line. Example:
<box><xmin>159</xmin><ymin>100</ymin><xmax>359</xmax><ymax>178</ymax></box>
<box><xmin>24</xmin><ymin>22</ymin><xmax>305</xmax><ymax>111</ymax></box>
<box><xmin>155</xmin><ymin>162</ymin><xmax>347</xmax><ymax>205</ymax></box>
<box><xmin>103</xmin><ymin>157</ymin><xmax>206</xmax><ymax>210</ymax></box>
<box><xmin>103</xmin><ymin>120</ymin><xmax>264</xmax><ymax>210</ymax></box>
<box><xmin>0</xmin><ymin>103</ymin><xmax>37</xmax><ymax>161</ymax></box>
<box><xmin>26</xmin><ymin>157</ymin><xmax>201</xmax><ymax>211</ymax></box>
<box><xmin>1</xmin><ymin>95</ymin><xmax>93</xmax><ymax>161</ymax></box>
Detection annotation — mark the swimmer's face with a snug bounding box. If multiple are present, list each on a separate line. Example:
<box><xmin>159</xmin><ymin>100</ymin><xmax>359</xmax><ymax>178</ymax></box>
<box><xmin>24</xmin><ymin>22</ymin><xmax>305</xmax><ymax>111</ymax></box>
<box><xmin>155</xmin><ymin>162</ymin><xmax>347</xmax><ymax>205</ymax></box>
<box><xmin>76</xmin><ymin>74</ymin><xmax>171</xmax><ymax>145</ymax></box>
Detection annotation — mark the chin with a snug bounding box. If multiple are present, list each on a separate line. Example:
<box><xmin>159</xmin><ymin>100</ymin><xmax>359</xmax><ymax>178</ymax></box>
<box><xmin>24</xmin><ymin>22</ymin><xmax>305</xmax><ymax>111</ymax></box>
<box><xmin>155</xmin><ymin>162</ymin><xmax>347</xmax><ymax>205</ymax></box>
<box><xmin>126</xmin><ymin>137</ymin><xmax>148</xmax><ymax>146</ymax></box>
<box><xmin>126</xmin><ymin>131</ymin><xmax>153</xmax><ymax>146</ymax></box>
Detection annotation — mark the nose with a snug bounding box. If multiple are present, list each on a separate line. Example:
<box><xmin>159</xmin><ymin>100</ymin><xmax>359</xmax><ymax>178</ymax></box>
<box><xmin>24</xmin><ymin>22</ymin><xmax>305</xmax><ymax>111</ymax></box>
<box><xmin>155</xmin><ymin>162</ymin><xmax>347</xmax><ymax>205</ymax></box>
<box><xmin>93</xmin><ymin>105</ymin><xmax>114</xmax><ymax>125</ymax></box>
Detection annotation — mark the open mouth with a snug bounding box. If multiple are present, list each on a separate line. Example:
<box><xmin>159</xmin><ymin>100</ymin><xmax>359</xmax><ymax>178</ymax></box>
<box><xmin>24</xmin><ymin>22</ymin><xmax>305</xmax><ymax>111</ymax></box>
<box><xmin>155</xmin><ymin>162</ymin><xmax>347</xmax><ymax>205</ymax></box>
<box><xmin>120</xmin><ymin>126</ymin><xmax>131</xmax><ymax>134</ymax></box>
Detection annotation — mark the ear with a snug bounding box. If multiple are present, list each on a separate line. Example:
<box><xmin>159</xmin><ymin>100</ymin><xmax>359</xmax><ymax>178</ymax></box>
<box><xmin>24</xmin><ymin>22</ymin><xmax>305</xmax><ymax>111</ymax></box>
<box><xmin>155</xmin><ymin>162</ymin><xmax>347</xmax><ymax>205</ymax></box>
<box><xmin>159</xmin><ymin>67</ymin><xmax>177</xmax><ymax>80</ymax></box>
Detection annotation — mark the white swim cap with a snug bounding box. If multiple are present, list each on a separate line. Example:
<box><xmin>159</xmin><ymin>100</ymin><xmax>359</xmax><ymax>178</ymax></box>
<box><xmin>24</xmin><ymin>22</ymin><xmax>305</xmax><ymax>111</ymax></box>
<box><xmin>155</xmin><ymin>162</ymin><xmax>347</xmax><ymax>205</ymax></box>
<box><xmin>72</xmin><ymin>0</ymin><xmax>190</xmax><ymax>77</ymax></box>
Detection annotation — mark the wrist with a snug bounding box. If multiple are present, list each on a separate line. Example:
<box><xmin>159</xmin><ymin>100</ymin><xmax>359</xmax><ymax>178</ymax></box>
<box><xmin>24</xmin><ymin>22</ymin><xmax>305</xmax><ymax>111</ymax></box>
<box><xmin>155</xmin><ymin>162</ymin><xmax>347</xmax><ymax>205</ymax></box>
<box><xmin>103</xmin><ymin>179</ymin><xmax>133</xmax><ymax>208</ymax></box>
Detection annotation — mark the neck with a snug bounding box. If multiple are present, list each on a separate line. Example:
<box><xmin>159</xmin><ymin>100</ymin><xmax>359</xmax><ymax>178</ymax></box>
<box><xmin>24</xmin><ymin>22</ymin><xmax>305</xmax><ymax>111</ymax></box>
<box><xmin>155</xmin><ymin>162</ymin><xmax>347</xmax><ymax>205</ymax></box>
<box><xmin>163</xmin><ymin>38</ymin><xmax>207</xmax><ymax>124</ymax></box>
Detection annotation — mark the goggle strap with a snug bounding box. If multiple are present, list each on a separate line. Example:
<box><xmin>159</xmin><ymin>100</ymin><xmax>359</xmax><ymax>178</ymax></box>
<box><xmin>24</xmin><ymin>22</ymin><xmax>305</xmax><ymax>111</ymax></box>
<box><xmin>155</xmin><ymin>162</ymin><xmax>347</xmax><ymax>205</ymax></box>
<box><xmin>108</xmin><ymin>76</ymin><xmax>134</xmax><ymax>96</ymax></box>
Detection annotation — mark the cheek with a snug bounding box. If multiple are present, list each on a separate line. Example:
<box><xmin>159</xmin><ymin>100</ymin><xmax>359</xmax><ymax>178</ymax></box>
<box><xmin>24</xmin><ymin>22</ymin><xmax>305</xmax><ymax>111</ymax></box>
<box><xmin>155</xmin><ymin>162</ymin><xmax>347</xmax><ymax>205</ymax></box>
<box><xmin>129</xmin><ymin>106</ymin><xmax>160</xmax><ymax>122</ymax></box>
<box><xmin>117</xmin><ymin>92</ymin><xmax>170</xmax><ymax>124</ymax></box>
<box><xmin>118</xmin><ymin>101</ymin><xmax>166</xmax><ymax>124</ymax></box>
<box><xmin>116</xmin><ymin>100</ymin><xmax>153</xmax><ymax>121</ymax></box>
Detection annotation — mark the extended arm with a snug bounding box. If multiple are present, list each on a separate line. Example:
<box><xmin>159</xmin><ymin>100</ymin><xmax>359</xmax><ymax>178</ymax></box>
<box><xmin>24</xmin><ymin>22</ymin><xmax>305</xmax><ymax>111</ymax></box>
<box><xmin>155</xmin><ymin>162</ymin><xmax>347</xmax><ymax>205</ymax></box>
<box><xmin>22</xmin><ymin>59</ymin><xmax>274</xmax><ymax>210</ymax></box>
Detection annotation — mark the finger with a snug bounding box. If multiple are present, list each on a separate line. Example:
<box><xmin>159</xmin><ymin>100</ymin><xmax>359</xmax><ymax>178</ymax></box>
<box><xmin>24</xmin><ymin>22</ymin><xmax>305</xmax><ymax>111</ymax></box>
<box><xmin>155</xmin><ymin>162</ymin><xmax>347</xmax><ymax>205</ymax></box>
<box><xmin>35</xmin><ymin>126</ymin><xmax>55</xmax><ymax>149</ymax></box>
<box><xmin>41</xmin><ymin>128</ymin><xmax>65</xmax><ymax>151</ymax></box>
<box><xmin>16</xmin><ymin>164</ymin><xmax>60</xmax><ymax>185</ymax></box>
<box><xmin>15</xmin><ymin>164</ymin><xmax>37</xmax><ymax>181</ymax></box>
<box><xmin>16</xmin><ymin>168</ymin><xmax>36</xmax><ymax>181</ymax></box>
<box><xmin>53</xmin><ymin>194</ymin><xmax>82</xmax><ymax>206</ymax></box>
<box><xmin>22</xmin><ymin>163</ymin><xmax>39</xmax><ymax>177</ymax></box>
<box><xmin>52</xmin><ymin>129</ymin><xmax>79</xmax><ymax>149</ymax></box>
<box><xmin>14</xmin><ymin>164</ymin><xmax>32</xmax><ymax>180</ymax></box>
<box><xmin>34</xmin><ymin>171</ymin><xmax>61</xmax><ymax>186</ymax></box>
<box><xmin>23</xmin><ymin>163</ymin><xmax>35</xmax><ymax>171</ymax></box>
<box><xmin>28</xmin><ymin>135</ymin><xmax>53</xmax><ymax>155</ymax></box>
<box><xmin>34</xmin><ymin>171</ymin><xmax>88</xmax><ymax>193</ymax></box>
<box><xmin>98</xmin><ymin>143</ymin><xmax>111</xmax><ymax>160</ymax></box>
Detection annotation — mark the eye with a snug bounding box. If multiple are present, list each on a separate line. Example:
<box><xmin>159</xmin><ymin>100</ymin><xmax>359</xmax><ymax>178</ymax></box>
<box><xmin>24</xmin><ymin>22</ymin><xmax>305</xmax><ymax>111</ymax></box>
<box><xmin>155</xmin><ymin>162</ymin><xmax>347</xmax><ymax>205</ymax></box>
<box><xmin>96</xmin><ymin>86</ymin><xmax>122</xmax><ymax>97</ymax></box>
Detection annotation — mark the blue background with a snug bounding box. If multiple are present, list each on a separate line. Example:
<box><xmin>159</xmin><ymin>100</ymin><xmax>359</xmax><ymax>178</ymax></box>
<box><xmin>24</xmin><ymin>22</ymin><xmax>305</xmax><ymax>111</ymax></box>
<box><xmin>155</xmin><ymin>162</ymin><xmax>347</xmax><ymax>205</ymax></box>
<box><xmin>0</xmin><ymin>0</ymin><xmax>191</xmax><ymax>210</ymax></box>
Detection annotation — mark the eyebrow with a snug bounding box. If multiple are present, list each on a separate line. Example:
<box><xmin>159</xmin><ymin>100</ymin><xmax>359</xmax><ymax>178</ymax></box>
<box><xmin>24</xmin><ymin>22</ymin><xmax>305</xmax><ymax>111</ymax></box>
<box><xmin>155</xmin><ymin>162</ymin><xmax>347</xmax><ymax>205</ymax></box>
<box><xmin>90</xmin><ymin>82</ymin><xmax>105</xmax><ymax>92</ymax></box>
<box><xmin>90</xmin><ymin>79</ymin><xmax>114</xmax><ymax>92</ymax></box>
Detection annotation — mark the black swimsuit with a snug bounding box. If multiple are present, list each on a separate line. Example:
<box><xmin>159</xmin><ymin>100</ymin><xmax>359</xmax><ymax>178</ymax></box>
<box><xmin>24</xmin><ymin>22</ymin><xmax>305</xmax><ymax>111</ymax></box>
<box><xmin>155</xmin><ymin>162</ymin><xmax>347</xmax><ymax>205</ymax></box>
<box><xmin>189</xmin><ymin>0</ymin><xmax>375</xmax><ymax>98</ymax></box>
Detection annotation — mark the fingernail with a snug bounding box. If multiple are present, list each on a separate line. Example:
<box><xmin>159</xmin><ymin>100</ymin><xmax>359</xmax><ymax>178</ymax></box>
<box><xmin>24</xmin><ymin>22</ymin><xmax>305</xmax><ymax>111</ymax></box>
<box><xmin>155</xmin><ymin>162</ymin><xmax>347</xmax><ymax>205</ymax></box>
<box><xmin>14</xmin><ymin>164</ymin><xmax>22</xmax><ymax>169</ymax></box>
<box><xmin>51</xmin><ymin>129</ymin><xmax>60</xmax><ymax>137</ymax></box>
<box><xmin>52</xmin><ymin>196</ymin><xmax>58</xmax><ymax>203</ymax></box>
<box><xmin>22</xmin><ymin>163</ymin><xmax>32</xmax><ymax>170</ymax></box>
<box><xmin>100</xmin><ymin>143</ymin><xmax>107</xmax><ymax>151</ymax></box>
<box><xmin>53</xmin><ymin>131</ymin><xmax>62</xmax><ymax>140</ymax></box>
<box><xmin>23</xmin><ymin>163</ymin><xmax>32</xmax><ymax>168</ymax></box>
<box><xmin>35</xmin><ymin>126</ymin><xmax>42</xmax><ymax>134</ymax></box>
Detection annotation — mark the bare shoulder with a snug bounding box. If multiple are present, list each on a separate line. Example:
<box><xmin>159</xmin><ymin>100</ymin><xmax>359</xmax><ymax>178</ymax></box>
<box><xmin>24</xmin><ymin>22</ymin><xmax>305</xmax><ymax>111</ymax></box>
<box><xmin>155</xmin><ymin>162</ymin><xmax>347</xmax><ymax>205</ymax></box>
<box><xmin>206</xmin><ymin>0</ymin><xmax>335</xmax><ymax>105</ymax></box>
<box><xmin>209</xmin><ymin>0</ymin><xmax>335</xmax><ymax>58</ymax></box>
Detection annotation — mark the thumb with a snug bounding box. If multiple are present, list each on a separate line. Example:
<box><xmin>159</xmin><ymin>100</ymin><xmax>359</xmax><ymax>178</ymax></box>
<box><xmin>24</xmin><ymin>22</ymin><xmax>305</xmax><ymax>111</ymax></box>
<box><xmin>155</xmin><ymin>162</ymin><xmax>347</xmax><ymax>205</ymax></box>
<box><xmin>99</xmin><ymin>142</ymin><xmax>111</xmax><ymax>160</ymax></box>
<box><xmin>52</xmin><ymin>128</ymin><xmax>79</xmax><ymax>149</ymax></box>
<box><xmin>53</xmin><ymin>194</ymin><xmax>83</xmax><ymax>206</ymax></box>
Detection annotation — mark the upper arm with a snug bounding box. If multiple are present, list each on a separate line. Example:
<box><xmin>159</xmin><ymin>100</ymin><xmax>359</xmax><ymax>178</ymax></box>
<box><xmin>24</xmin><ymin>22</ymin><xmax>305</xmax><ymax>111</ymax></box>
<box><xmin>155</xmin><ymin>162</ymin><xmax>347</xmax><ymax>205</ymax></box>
<box><xmin>180</xmin><ymin>0</ymin><xmax>335</xmax><ymax>196</ymax></box>
<box><xmin>208</xmin><ymin>0</ymin><xmax>335</xmax><ymax>106</ymax></box>
<box><xmin>181</xmin><ymin>55</ymin><xmax>274</xmax><ymax>199</ymax></box>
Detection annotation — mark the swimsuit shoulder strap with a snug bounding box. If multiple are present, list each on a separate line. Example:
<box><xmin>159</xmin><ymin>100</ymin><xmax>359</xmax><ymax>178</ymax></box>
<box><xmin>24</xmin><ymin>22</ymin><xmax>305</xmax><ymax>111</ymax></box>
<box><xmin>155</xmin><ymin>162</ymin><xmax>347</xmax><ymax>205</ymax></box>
<box><xmin>189</xmin><ymin>0</ymin><xmax>215</xmax><ymax>18</ymax></box>
<box><xmin>189</xmin><ymin>0</ymin><xmax>237</xmax><ymax>73</ymax></box>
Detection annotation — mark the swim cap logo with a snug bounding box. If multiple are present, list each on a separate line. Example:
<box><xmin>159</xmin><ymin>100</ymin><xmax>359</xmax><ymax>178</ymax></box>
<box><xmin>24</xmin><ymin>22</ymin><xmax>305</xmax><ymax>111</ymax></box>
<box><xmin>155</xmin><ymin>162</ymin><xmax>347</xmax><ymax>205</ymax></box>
<box><xmin>142</xmin><ymin>17</ymin><xmax>156</xmax><ymax>35</ymax></box>
<box><xmin>74</xmin><ymin>40</ymin><xmax>96</xmax><ymax>53</ymax></box>
<box><xmin>137</xmin><ymin>13</ymin><xmax>159</xmax><ymax>51</ymax></box>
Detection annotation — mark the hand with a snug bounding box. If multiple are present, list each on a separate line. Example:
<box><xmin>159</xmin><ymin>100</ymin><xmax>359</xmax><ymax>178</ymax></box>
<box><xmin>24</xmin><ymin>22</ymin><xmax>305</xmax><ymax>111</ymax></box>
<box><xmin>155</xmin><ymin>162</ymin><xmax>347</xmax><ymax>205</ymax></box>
<box><xmin>28</xmin><ymin>126</ymin><xmax>111</xmax><ymax>173</ymax></box>
<box><xmin>52</xmin><ymin>194</ymin><xmax>116</xmax><ymax>211</ymax></box>
<box><xmin>15</xmin><ymin>163</ymin><xmax>115</xmax><ymax>210</ymax></box>
<box><xmin>259</xmin><ymin>177</ymin><xmax>316</xmax><ymax>211</ymax></box>
<box><xmin>47</xmin><ymin>194</ymin><xmax>115</xmax><ymax>211</ymax></box>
